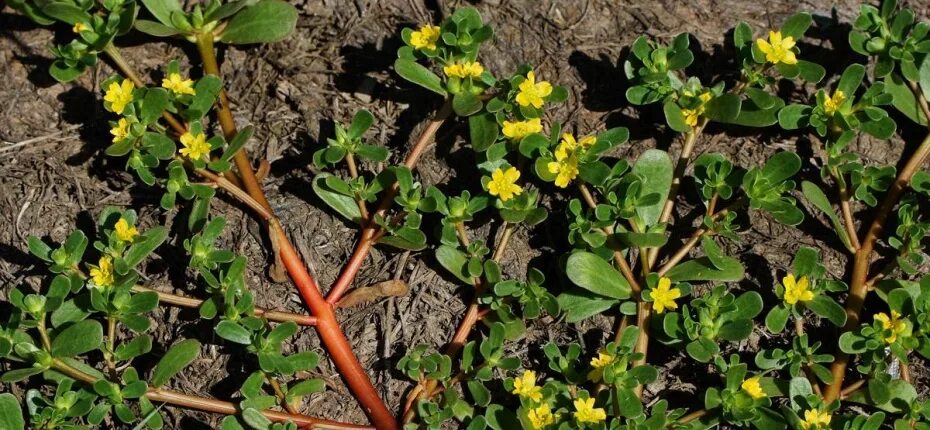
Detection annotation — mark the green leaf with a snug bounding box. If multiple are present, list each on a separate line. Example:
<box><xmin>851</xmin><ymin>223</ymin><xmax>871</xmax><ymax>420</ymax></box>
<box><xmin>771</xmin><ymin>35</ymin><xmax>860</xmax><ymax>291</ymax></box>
<box><xmin>617</xmin><ymin>388</ymin><xmax>643</xmax><ymax>418</ymax></box>
<box><xmin>453</xmin><ymin>92</ymin><xmax>483</xmax><ymax>116</ymax></box>
<box><xmin>287</xmin><ymin>379</ymin><xmax>325</xmax><ymax>399</ymax></box>
<box><xmin>394</xmin><ymin>58</ymin><xmax>447</xmax><ymax>96</ymax></box>
<box><xmin>1</xmin><ymin>367</ymin><xmax>44</xmax><ymax>383</ymax></box>
<box><xmin>347</xmin><ymin>110</ymin><xmax>373</xmax><ymax>140</ymax></box>
<box><xmin>837</xmin><ymin>64</ymin><xmax>866</xmax><ymax>96</ymax></box>
<box><xmin>765</xmin><ymin>306</ymin><xmax>789</xmax><ymax>333</ymax></box>
<box><xmin>745</xmin><ymin>88</ymin><xmax>780</xmax><ymax>110</ymax></box>
<box><xmin>222</xmin><ymin>125</ymin><xmax>253</xmax><ymax>162</ymax></box>
<box><xmin>140</xmin><ymin>0</ymin><xmax>183</xmax><ymax>26</ymax></box>
<box><xmin>557</xmin><ymin>289</ymin><xmax>616</xmax><ymax>323</ymax></box>
<box><xmin>126</xmin><ymin>291</ymin><xmax>160</xmax><ymax>313</ymax></box>
<box><xmin>729</xmin><ymin>291</ymin><xmax>764</xmax><ymax>321</ymax></box>
<box><xmin>686</xmin><ymin>338</ymin><xmax>719</xmax><ymax>362</ymax></box>
<box><xmin>780</xmin><ymin>12</ymin><xmax>812</xmax><ymax>39</ymax></box>
<box><xmin>27</xmin><ymin>236</ymin><xmax>52</xmax><ymax>261</ymax></box>
<box><xmin>704</xmin><ymin>93</ymin><xmax>741</xmax><ymax>123</ymax></box>
<box><xmin>49</xmin><ymin>62</ymin><xmax>85</xmax><ymax>83</ymax></box>
<box><xmin>718</xmin><ymin>320</ymin><xmax>753</xmax><ymax>341</ymax></box>
<box><xmin>884</xmin><ymin>72</ymin><xmax>928</xmax><ymax>126</ymax></box>
<box><xmin>806</xmin><ymin>295</ymin><xmax>846</xmax><ymax>327</ymax></box>
<box><xmin>312</xmin><ymin>174</ymin><xmax>362</xmax><ymax>224</ymax></box>
<box><xmin>666</xmin><ymin>257</ymin><xmax>744</xmax><ymax>282</ymax></box>
<box><xmin>663</xmin><ymin>101</ymin><xmax>690</xmax><ymax>133</ymax></box>
<box><xmin>485</xmin><ymin>404</ymin><xmax>520</xmax><ymax>430</ymax></box>
<box><xmin>467</xmin><ymin>380</ymin><xmax>491</xmax><ymax>407</ymax></box>
<box><xmin>861</xmin><ymin>117</ymin><xmax>897</xmax><ymax>139</ymax></box>
<box><xmin>762</xmin><ymin>151</ymin><xmax>801</xmax><ymax>183</ymax></box>
<box><xmin>667</xmin><ymin>238</ymin><xmax>744</xmax><ymax>282</ymax></box>
<box><xmin>218</xmin><ymin>0</ymin><xmax>297</xmax><ymax>44</ymax></box>
<box><xmin>633</xmin><ymin>149</ymin><xmax>673</xmax><ymax>227</ymax></box>
<box><xmin>846</xmin><ymin>380</ymin><xmax>917</xmax><ymax>413</ymax></box>
<box><xmin>0</xmin><ymin>393</ymin><xmax>24</xmax><ymax>430</ymax></box>
<box><xmin>134</xmin><ymin>19</ymin><xmax>181</xmax><ymax>37</ymax></box>
<box><xmin>115</xmin><ymin>335</ymin><xmax>153</xmax><ymax>361</ymax></box>
<box><xmin>733</xmin><ymin>98</ymin><xmax>785</xmax><ymax>127</ymax></box>
<box><xmin>612</xmin><ymin>231</ymin><xmax>667</xmax><ymax>248</ymax></box>
<box><xmin>141</xmin><ymin>88</ymin><xmax>169</xmax><ymax>124</ymax></box>
<box><xmin>788</xmin><ymin>377</ymin><xmax>812</xmax><ymax>408</ymax></box>
<box><xmin>565</xmin><ymin>252</ymin><xmax>631</xmax><ymax>300</ymax></box>
<box><xmin>801</xmin><ymin>181</ymin><xmax>852</xmax><ymax>251</ymax></box>
<box><xmin>777</xmin><ymin>104</ymin><xmax>811</xmax><ymax>130</ymax></box>
<box><xmin>379</xmin><ymin>228</ymin><xmax>427</xmax><ymax>251</ymax></box>
<box><xmin>151</xmin><ymin>339</ymin><xmax>200</xmax><ymax>388</ymax></box>
<box><xmin>797</xmin><ymin>60</ymin><xmax>826</xmax><ymax>83</ymax></box>
<box><xmin>215</xmin><ymin>320</ymin><xmax>252</xmax><ymax>345</ymax></box>
<box><xmin>469</xmin><ymin>113</ymin><xmax>499</xmax><ymax>152</ymax></box>
<box><xmin>142</xmin><ymin>133</ymin><xmax>176</xmax><ymax>160</ymax></box>
<box><xmin>241</xmin><ymin>408</ymin><xmax>272</xmax><ymax>430</ymax></box>
<box><xmin>40</xmin><ymin>3</ymin><xmax>90</xmax><ymax>24</ymax></box>
<box><xmin>51</xmin><ymin>320</ymin><xmax>103</xmax><ymax>357</ymax></box>
<box><xmin>436</xmin><ymin>245</ymin><xmax>472</xmax><ymax>284</ymax></box>
<box><xmin>122</xmin><ymin>227</ymin><xmax>168</xmax><ymax>271</ymax></box>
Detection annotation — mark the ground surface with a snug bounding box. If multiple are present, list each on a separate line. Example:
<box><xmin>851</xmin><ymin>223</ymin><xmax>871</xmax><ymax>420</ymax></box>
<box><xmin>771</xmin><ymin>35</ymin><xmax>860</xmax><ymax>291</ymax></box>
<box><xmin>1</xmin><ymin>0</ymin><xmax>930</xmax><ymax>428</ymax></box>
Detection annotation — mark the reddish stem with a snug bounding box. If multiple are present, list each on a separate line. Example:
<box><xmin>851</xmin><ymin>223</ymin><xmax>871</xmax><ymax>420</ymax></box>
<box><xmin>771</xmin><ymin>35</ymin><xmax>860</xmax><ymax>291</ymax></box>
<box><xmin>824</xmin><ymin>129</ymin><xmax>930</xmax><ymax>402</ymax></box>
<box><xmin>325</xmin><ymin>100</ymin><xmax>453</xmax><ymax>304</ymax></box>
<box><xmin>272</xmin><ymin>221</ymin><xmax>398</xmax><ymax>430</ymax></box>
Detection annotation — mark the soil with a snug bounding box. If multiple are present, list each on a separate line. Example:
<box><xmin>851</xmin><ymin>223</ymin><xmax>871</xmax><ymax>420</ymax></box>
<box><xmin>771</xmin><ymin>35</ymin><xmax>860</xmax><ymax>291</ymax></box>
<box><xmin>1</xmin><ymin>0</ymin><xmax>929</xmax><ymax>428</ymax></box>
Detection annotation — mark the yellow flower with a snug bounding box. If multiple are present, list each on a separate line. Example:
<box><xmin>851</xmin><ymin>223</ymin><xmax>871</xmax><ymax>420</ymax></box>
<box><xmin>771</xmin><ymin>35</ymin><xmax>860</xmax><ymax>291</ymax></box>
<box><xmin>179</xmin><ymin>132</ymin><xmax>211</xmax><ymax>160</ymax></box>
<box><xmin>104</xmin><ymin>79</ymin><xmax>135</xmax><ymax>115</ymax></box>
<box><xmin>800</xmin><ymin>409</ymin><xmax>831</xmax><ymax>430</ymax></box>
<box><xmin>73</xmin><ymin>22</ymin><xmax>89</xmax><ymax>33</ymax></box>
<box><xmin>89</xmin><ymin>256</ymin><xmax>115</xmax><ymax>288</ymax></box>
<box><xmin>488</xmin><ymin>167</ymin><xmax>523</xmax><ymax>202</ymax></box>
<box><xmin>546</xmin><ymin>133</ymin><xmax>594</xmax><ymax>188</ymax></box>
<box><xmin>679</xmin><ymin>91</ymin><xmax>711</xmax><ymax>127</ymax></box>
<box><xmin>874</xmin><ymin>310</ymin><xmax>907</xmax><ymax>344</ymax></box>
<box><xmin>783</xmin><ymin>274</ymin><xmax>815</xmax><ymax>305</ymax></box>
<box><xmin>741</xmin><ymin>376</ymin><xmax>766</xmax><ymax>399</ymax></box>
<box><xmin>527</xmin><ymin>403</ymin><xmax>558</xmax><ymax>429</ymax></box>
<box><xmin>443</xmin><ymin>61</ymin><xmax>484</xmax><ymax>79</ymax></box>
<box><xmin>516</xmin><ymin>71</ymin><xmax>553</xmax><ymax>108</ymax></box>
<box><xmin>114</xmin><ymin>218</ymin><xmax>139</xmax><ymax>243</ymax></box>
<box><xmin>573</xmin><ymin>398</ymin><xmax>606</xmax><ymax>425</ymax></box>
<box><xmin>587</xmin><ymin>351</ymin><xmax>615</xmax><ymax>382</ymax></box>
<box><xmin>162</xmin><ymin>73</ymin><xmax>196</xmax><ymax>96</ymax></box>
<box><xmin>502</xmin><ymin>118</ymin><xmax>543</xmax><ymax>141</ymax></box>
<box><xmin>823</xmin><ymin>90</ymin><xmax>845</xmax><ymax>116</ymax></box>
<box><xmin>756</xmin><ymin>31</ymin><xmax>798</xmax><ymax>65</ymax></box>
<box><xmin>547</xmin><ymin>155</ymin><xmax>578</xmax><ymax>188</ymax></box>
<box><xmin>682</xmin><ymin>108</ymin><xmax>702</xmax><ymax>127</ymax></box>
<box><xmin>110</xmin><ymin>118</ymin><xmax>131</xmax><ymax>143</ymax></box>
<box><xmin>511</xmin><ymin>370</ymin><xmax>543</xmax><ymax>402</ymax></box>
<box><xmin>650</xmin><ymin>277</ymin><xmax>681</xmax><ymax>314</ymax></box>
<box><xmin>409</xmin><ymin>24</ymin><xmax>440</xmax><ymax>51</ymax></box>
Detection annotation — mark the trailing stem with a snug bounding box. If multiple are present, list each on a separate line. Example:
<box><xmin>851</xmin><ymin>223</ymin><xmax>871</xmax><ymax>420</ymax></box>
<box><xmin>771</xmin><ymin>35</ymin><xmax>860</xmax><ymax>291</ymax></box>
<box><xmin>401</xmin><ymin>222</ymin><xmax>516</xmax><ymax>422</ymax></box>
<box><xmin>325</xmin><ymin>99</ymin><xmax>454</xmax><ymax>305</ymax></box>
<box><xmin>194</xmin><ymin>34</ymin><xmax>273</xmax><ymax>214</ymax></box>
<box><xmin>648</xmin><ymin>124</ymin><xmax>705</xmax><ymax>267</ymax></box>
<box><xmin>824</xmin><ymin>78</ymin><xmax>930</xmax><ymax>403</ymax></box>
<box><xmin>823</xmin><ymin>130</ymin><xmax>930</xmax><ymax>402</ymax></box>
<box><xmin>131</xmin><ymin>285</ymin><xmax>318</xmax><ymax>326</ymax></box>
<box><xmin>101</xmin><ymin>44</ymin><xmax>396</xmax><ymax>428</ymax></box>
<box><xmin>49</xmin><ymin>359</ymin><xmax>372</xmax><ymax>430</ymax></box>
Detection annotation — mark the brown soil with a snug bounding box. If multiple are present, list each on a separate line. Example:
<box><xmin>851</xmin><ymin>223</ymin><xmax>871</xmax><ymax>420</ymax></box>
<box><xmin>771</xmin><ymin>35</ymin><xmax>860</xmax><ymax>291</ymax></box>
<box><xmin>1</xmin><ymin>0</ymin><xmax>929</xmax><ymax>428</ymax></box>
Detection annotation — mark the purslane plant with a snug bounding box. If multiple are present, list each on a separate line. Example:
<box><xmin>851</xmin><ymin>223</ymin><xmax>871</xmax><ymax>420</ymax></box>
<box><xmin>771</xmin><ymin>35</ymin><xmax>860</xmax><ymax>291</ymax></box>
<box><xmin>4</xmin><ymin>1</ymin><xmax>930</xmax><ymax>430</ymax></box>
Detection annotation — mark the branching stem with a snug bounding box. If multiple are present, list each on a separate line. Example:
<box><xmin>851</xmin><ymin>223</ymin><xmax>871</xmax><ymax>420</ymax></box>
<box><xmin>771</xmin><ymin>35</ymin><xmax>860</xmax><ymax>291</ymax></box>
<box><xmin>824</xmin><ymin>80</ymin><xmax>930</xmax><ymax>402</ymax></box>
<box><xmin>325</xmin><ymin>99</ymin><xmax>453</xmax><ymax>305</ymax></box>
<box><xmin>49</xmin><ymin>359</ymin><xmax>370</xmax><ymax>429</ymax></box>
